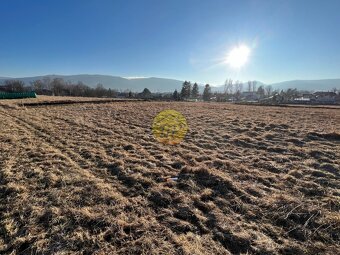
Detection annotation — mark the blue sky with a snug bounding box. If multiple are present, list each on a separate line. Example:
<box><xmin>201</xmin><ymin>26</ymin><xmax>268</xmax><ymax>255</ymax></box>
<box><xmin>0</xmin><ymin>0</ymin><xmax>339</xmax><ymax>85</ymax></box>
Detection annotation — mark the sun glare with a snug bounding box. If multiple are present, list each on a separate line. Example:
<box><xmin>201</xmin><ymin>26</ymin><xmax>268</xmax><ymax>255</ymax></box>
<box><xmin>225</xmin><ymin>45</ymin><xmax>250</xmax><ymax>68</ymax></box>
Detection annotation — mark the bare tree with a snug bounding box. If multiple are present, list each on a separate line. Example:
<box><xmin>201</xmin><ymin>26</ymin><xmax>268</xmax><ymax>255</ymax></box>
<box><xmin>4</xmin><ymin>80</ymin><xmax>25</xmax><ymax>92</ymax></box>
<box><xmin>95</xmin><ymin>83</ymin><xmax>106</xmax><ymax>97</ymax></box>
<box><xmin>257</xmin><ymin>85</ymin><xmax>265</xmax><ymax>98</ymax></box>
<box><xmin>51</xmin><ymin>78</ymin><xmax>66</xmax><ymax>96</ymax></box>
<box><xmin>31</xmin><ymin>80</ymin><xmax>45</xmax><ymax>93</ymax></box>
<box><xmin>234</xmin><ymin>81</ymin><xmax>243</xmax><ymax>100</ymax></box>
<box><xmin>234</xmin><ymin>80</ymin><xmax>242</xmax><ymax>92</ymax></box>
<box><xmin>24</xmin><ymin>78</ymin><xmax>122</xmax><ymax>98</ymax></box>
<box><xmin>252</xmin><ymin>81</ymin><xmax>257</xmax><ymax>93</ymax></box>
<box><xmin>248</xmin><ymin>81</ymin><xmax>252</xmax><ymax>92</ymax></box>
<box><xmin>239</xmin><ymin>82</ymin><xmax>243</xmax><ymax>93</ymax></box>
<box><xmin>265</xmin><ymin>85</ymin><xmax>273</xmax><ymax>96</ymax></box>
<box><xmin>42</xmin><ymin>77</ymin><xmax>52</xmax><ymax>90</ymax></box>
<box><xmin>71</xmin><ymin>81</ymin><xmax>87</xmax><ymax>97</ymax></box>
<box><xmin>224</xmin><ymin>79</ymin><xmax>233</xmax><ymax>95</ymax></box>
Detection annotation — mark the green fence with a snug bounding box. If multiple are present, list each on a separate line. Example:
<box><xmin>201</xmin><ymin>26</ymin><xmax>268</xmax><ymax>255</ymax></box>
<box><xmin>0</xmin><ymin>91</ymin><xmax>37</xmax><ymax>99</ymax></box>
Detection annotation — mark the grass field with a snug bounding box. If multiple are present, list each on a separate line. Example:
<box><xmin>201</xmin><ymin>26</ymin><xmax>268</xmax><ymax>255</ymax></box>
<box><xmin>0</xmin><ymin>96</ymin><xmax>137</xmax><ymax>109</ymax></box>
<box><xmin>0</xmin><ymin>99</ymin><xmax>339</xmax><ymax>254</ymax></box>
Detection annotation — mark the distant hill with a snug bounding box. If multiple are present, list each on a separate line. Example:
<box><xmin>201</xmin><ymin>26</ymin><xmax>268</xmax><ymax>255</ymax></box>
<box><xmin>270</xmin><ymin>79</ymin><xmax>340</xmax><ymax>91</ymax></box>
<box><xmin>0</xmin><ymin>74</ymin><xmax>184</xmax><ymax>93</ymax></box>
<box><xmin>0</xmin><ymin>75</ymin><xmax>339</xmax><ymax>92</ymax></box>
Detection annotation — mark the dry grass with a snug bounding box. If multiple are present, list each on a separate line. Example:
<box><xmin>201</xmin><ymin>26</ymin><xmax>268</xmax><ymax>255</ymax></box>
<box><xmin>0</xmin><ymin>98</ymin><xmax>339</xmax><ymax>254</ymax></box>
<box><xmin>0</xmin><ymin>95</ymin><xmax>136</xmax><ymax>109</ymax></box>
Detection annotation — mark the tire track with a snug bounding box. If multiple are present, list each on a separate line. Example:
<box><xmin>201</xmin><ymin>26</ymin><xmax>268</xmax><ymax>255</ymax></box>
<box><xmin>32</xmin><ymin>108</ymin><xmax>180</xmax><ymax>173</ymax></box>
<box><xmin>0</xmin><ymin>108</ymin><xmax>176</xmax><ymax>205</ymax></box>
<box><xmin>0</xmin><ymin>109</ymin><xmax>125</xmax><ymax>196</ymax></box>
<box><xmin>1</xmin><ymin>109</ymin><xmax>197</xmax><ymax>253</ymax></box>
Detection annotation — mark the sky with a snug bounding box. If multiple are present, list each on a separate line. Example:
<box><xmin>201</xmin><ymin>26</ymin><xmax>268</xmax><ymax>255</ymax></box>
<box><xmin>1</xmin><ymin>0</ymin><xmax>340</xmax><ymax>85</ymax></box>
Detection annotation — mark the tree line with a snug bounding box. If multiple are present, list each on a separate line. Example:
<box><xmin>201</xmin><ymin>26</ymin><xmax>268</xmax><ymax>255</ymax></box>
<box><xmin>0</xmin><ymin>78</ymin><xmax>119</xmax><ymax>98</ymax></box>
<box><xmin>174</xmin><ymin>79</ymin><xmax>275</xmax><ymax>102</ymax></box>
<box><xmin>0</xmin><ymin>78</ymin><xmax>271</xmax><ymax>101</ymax></box>
<box><xmin>0</xmin><ymin>78</ymin><xmax>215</xmax><ymax>100</ymax></box>
<box><xmin>2</xmin><ymin>78</ymin><xmax>334</xmax><ymax>103</ymax></box>
<box><xmin>173</xmin><ymin>81</ymin><xmax>212</xmax><ymax>101</ymax></box>
<box><xmin>0</xmin><ymin>78</ymin><xmax>185</xmax><ymax>100</ymax></box>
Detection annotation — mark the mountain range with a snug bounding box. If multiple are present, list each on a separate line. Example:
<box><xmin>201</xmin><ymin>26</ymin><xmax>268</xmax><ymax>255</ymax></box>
<box><xmin>0</xmin><ymin>74</ymin><xmax>339</xmax><ymax>92</ymax></box>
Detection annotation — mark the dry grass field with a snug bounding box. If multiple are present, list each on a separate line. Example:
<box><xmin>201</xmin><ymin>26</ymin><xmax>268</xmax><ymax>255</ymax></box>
<box><xmin>0</xmin><ymin>99</ymin><xmax>339</xmax><ymax>254</ymax></box>
<box><xmin>0</xmin><ymin>96</ymin><xmax>136</xmax><ymax>109</ymax></box>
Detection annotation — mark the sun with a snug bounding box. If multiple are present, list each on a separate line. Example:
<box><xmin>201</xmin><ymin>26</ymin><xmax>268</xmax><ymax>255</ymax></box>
<box><xmin>225</xmin><ymin>45</ymin><xmax>250</xmax><ymax>68</ymax></box>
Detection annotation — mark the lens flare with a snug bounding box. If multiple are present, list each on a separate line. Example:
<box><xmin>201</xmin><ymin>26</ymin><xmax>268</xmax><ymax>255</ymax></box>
<box><xmin>225</xmin><ymin>45</ymin><xmax>250</xmax><ymax>68</ymax></box>
<box><xmin>152</xmin><ymin>110</ymin><xmax>188</xmax><ymax>145</ymax></box>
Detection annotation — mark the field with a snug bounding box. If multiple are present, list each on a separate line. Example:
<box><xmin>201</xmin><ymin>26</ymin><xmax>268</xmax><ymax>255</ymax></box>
<box><xmin>0</xmin><ymin>96</ymin><xmax>135</xmax><ymax>109</ymax></box>
<box><xmin>0</xmin><ymin>99</ymin><xmax>339</xmax><ymax>254</ymax></box>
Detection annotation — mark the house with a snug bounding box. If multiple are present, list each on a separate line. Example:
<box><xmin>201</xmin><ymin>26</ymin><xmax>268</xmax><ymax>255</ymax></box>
<box><xmin>302</xmin><ymin>93</ymin><xmax>314</xmax><ymax>99</ymax></box>
<box><xmin>336</xmin><ymin>94</ymin><xmax>340</xmax><ymax>104</ymax></box>
<box><xmin>313</xmin><ymin>92</ymin><xmax>337</xmax><ymax>104</ymax></box>
<box><xmin>293</xmin><ymin>97</ymin><xmax>311</xmax><ymax>103</ymax></box>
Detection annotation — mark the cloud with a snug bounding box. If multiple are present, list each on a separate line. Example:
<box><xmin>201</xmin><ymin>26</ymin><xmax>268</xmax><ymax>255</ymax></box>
<box><xmin>123</xmin><ymin>76</ymin><xmax>149</xmax><ymax>79</ymax></box>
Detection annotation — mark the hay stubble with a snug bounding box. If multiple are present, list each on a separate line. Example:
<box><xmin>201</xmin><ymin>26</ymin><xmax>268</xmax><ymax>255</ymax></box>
<box><xmin>0</xmin><ymin>100</ymin><xmax>339</xmax><ymax>254</ymax></box>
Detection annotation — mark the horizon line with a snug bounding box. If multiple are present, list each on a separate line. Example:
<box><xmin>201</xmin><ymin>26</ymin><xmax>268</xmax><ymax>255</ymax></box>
<box><xmin>1</xmin><ymin>73</ymin><xmax>340</xmax><ymax>87</ymax></box>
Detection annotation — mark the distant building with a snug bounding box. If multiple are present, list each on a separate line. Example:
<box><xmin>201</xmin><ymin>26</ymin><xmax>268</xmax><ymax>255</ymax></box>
<box><xmin>336</xmin><ymin>94</ymin><xmax>340</xmax><ymax>103</ymax></box>
<box><xmin>293</xmin><ymin>97</ymin><xmax>311</xmax><ymax>102</ymax></box>
<box><xmin>313</xmin><ymin>91</ymin><xmax>337</xmax><ymax>104</ymax></box>
<box><xmin>302</xmin><ymin>93</ymin><xmax>314</xmax><ymax>99</ymax></box>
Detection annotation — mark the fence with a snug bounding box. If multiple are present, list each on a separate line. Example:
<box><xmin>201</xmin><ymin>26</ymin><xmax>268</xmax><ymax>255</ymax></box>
<box><xmin>0</xmin><ymin>91</ymin><xmax>37</xmax><ymax>99</ymax></box>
